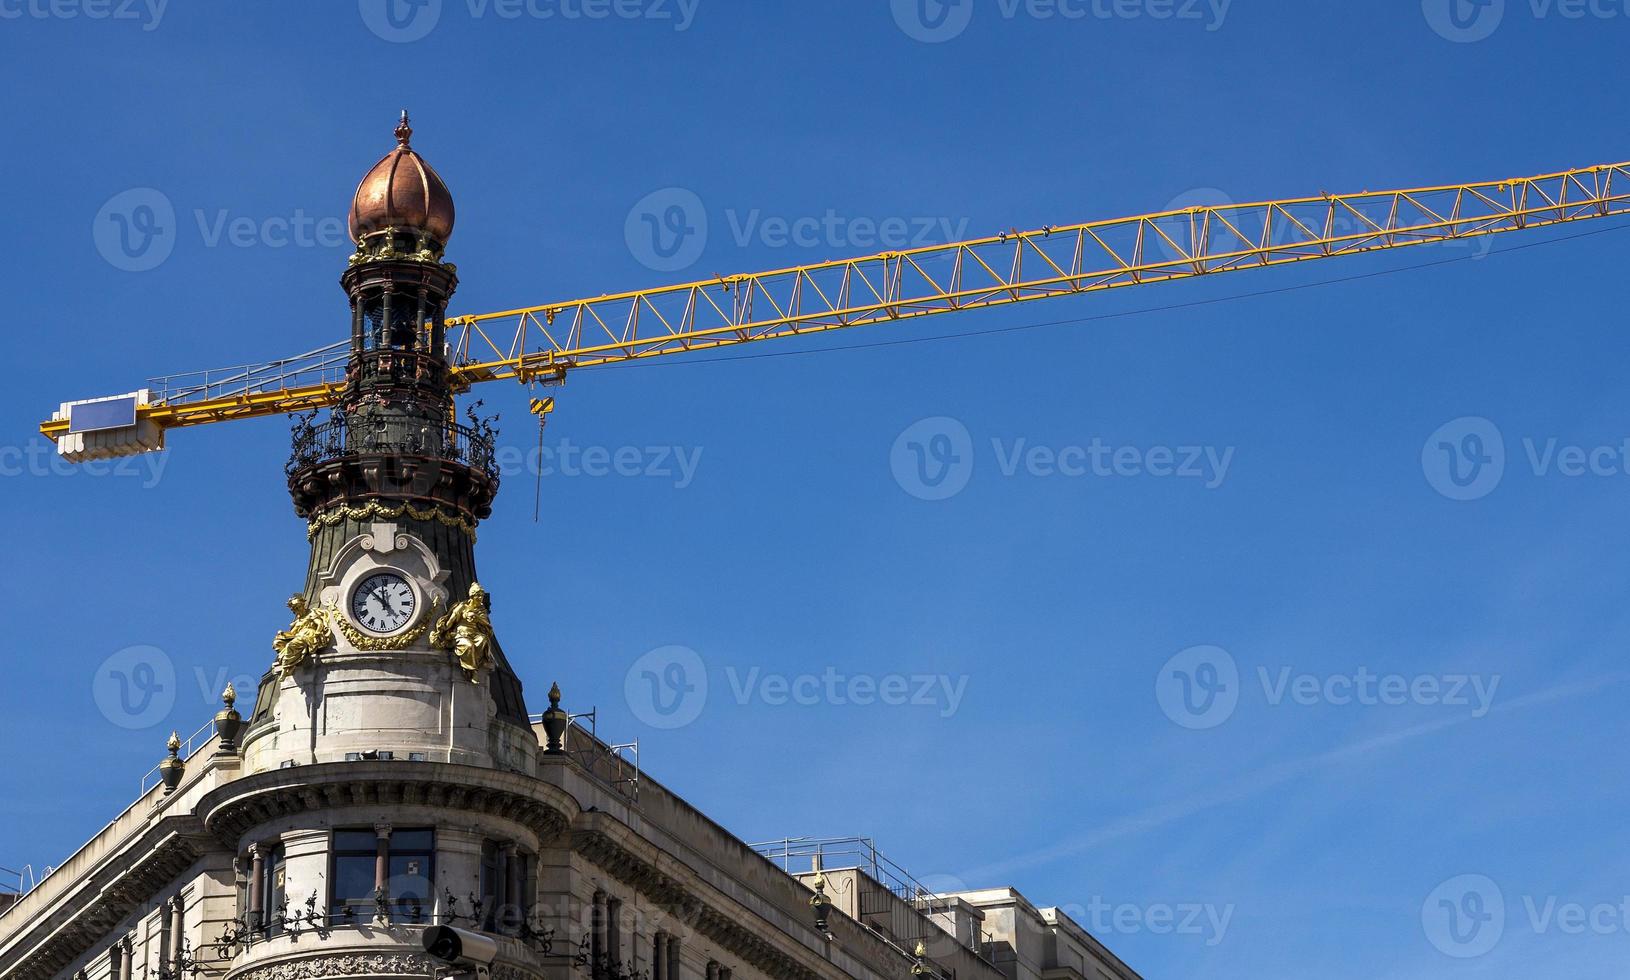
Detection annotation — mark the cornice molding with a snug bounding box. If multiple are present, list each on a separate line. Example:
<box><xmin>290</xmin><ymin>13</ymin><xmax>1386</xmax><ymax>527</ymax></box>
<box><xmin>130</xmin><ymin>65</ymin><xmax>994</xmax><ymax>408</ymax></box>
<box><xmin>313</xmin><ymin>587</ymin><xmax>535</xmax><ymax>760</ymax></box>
<box><xmin>0</xmin><ymin>820</ymin><xmax>212</xmax><ymax>980</ymax></box>
<box><xmin>197</xmin><ymin>762</ymin><xmax>578</xmax><ymax>848</ymax></box>
<box><xmin>572</xmin><ymin>824</ymin><xmax>827</xmax><ymax>980</ymax></box>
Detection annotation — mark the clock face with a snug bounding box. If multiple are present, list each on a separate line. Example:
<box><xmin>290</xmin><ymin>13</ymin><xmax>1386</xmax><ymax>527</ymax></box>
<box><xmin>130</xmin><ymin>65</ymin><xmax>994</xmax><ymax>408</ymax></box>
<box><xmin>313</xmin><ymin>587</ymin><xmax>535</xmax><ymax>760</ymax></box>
<box><xmin>350</xmin><ymin>572</ymin><xmax>417</xmax><ymax>635</ymax></box>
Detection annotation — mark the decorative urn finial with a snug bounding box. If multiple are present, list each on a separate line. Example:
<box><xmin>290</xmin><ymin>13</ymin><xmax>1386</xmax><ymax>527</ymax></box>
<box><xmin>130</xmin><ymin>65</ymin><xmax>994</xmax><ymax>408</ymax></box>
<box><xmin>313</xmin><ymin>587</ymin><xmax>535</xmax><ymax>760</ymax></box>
<box><xmin>395</xmin><ymin>109</ymin><xmax>412</xmax><ymax>147</ymax></box>
<box><xmin>158</xmin><ymin>731</ymin><xmax>185</xmax><ymax>795</ymax></box>
<box><xmin>541</xmin><ymin>681</ymin><xmax>570</xmax><ymax>755</ymax></box>
<box><xmin>810</xmin><ymin>870</ymin><xmax>832</xmax><ymax>933</ymax></box>
<box><xmin>214</xmin><ymin>682</ymin><xmax>244</xmax><ymax>754</ymax></box>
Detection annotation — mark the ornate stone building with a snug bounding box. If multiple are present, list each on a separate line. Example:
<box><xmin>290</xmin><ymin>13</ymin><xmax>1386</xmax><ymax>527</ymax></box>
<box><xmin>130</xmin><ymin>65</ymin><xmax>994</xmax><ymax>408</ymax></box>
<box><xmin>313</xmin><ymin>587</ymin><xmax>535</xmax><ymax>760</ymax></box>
<box><xmin>0</xmin><ymin>118</ymin><xmax>1146</xmax><ymax>980</ymax></box>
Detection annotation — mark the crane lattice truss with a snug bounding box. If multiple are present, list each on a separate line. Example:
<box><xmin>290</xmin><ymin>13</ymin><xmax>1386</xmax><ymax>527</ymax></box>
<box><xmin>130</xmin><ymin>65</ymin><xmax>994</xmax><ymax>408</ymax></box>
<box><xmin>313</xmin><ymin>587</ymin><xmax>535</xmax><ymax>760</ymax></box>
<box><xmin>40</xmin><ymin>160</ymin><xmax>1630</xmax><ymax>446</ymax></box>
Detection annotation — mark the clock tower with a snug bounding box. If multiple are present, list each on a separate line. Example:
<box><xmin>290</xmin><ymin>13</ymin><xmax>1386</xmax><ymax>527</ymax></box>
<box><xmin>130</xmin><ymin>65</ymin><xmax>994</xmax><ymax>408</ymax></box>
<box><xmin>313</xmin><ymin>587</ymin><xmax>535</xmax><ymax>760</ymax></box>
<box><xmin>240</xmin><ymin>112</ymin><xmax>534</xmax><ymax>775</ymax></box>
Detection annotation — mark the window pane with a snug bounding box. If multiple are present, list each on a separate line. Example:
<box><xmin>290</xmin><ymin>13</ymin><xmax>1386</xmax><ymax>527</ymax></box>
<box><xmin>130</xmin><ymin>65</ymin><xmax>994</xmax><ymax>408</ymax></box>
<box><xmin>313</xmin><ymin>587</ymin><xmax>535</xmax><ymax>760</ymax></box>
<box><xmin>392</xmin><ymin>829</ymin><xmax>434</xmax><ymax>851</ymax></box>
<box><xmin>332</xmin><ymin>854</ymin><xmax>375</xmax><ymax>905</ymax></box>
<box><xmin>334</xmin><ymin>831</ymin><xmax>377</xmax><ymax>853</ymax></box>
<box><xmin>390</xmin><ymin>854</ymin><xmax>432</xmax><ymax>907</ymax></box>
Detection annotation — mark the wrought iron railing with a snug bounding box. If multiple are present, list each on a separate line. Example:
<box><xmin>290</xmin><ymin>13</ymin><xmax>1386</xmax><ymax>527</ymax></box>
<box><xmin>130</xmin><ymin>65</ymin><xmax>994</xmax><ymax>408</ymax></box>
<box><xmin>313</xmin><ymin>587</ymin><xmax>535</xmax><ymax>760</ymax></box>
<box><xmin>139</xmin><ymin>716</ymin><xmax>218</xmax><ymax>794</ymax></box>
<box><xmin>287</xmin><ymin>411</ymin><xmax>499</xmax><ymax>483</ymax></box>
<box><xmin>210</xmin><ymin>889</ymin><xmax>558</xmax><ymax>959</ymax></box>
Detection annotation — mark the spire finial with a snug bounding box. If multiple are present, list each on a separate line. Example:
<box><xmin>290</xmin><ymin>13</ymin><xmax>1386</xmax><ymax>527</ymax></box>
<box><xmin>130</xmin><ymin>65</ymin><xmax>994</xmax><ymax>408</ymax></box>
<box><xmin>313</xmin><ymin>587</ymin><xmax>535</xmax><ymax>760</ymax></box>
<box><xmin>548</xmin><ymin>681</ymin><xmax>562</xmax><ymax>707</ymax></box>
<box><xmin>395</xmin><ymin>110</ymin><xmax>412</xmax><ymax>147</ymax></box>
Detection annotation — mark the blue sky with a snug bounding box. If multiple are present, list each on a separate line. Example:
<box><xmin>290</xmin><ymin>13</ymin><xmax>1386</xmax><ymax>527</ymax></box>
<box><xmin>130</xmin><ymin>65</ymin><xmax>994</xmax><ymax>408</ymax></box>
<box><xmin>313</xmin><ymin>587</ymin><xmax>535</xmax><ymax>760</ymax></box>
<box><xmin>3</xmin><ymin>2</ymin><xmax>1629</xmax><ymax>977</ymax></box>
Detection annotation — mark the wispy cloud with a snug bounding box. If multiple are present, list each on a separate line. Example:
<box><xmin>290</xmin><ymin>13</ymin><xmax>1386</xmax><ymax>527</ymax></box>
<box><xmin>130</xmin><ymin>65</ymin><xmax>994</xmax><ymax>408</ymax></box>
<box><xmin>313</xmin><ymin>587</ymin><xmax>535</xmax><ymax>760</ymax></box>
<box><xmin>958</xmin><ymin>672</ymin><xmax>1629</xmax><ymax>883</ymax></box>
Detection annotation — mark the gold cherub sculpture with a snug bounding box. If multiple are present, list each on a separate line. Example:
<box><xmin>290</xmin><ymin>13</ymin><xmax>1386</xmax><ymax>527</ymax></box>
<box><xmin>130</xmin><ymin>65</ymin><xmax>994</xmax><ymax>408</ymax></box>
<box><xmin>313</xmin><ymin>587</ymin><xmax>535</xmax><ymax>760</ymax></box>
<box><xmin>272</xmin><ymin>595</ymin><xmax>330</xmax><ymax>678</ymax></box>
<box><xmin>430</xmin><ymin>582</ymin><xmax>496</xmax><ymax>682</ymax></box>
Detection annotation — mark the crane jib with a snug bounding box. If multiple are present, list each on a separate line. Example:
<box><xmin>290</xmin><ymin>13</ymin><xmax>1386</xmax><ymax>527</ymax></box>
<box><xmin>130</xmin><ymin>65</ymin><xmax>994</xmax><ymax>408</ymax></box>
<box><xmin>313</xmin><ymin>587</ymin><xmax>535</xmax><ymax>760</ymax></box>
<box><xmin>39</xmin><ymin>158</ymin><xmax>1630</xmax><ymax>460</ymax></box>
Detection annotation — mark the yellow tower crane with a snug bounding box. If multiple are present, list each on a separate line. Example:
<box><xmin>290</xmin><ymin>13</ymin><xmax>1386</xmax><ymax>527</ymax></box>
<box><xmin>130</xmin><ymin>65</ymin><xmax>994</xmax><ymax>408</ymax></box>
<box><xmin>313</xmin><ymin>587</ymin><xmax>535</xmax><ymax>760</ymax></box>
<box><xmin>40</xmin><ymin>159</ymin><xmax>1630</xmax><ymax>458</ymax></box>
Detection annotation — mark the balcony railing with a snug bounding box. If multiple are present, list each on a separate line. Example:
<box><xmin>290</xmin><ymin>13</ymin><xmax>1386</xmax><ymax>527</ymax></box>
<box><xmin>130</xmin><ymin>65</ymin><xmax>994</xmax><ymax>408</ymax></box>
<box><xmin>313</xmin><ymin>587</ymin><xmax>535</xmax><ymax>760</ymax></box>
<box><xmin>287</xmin><ymin>411</ymin><xmax>499</xmax><ymax>484</ymax></box>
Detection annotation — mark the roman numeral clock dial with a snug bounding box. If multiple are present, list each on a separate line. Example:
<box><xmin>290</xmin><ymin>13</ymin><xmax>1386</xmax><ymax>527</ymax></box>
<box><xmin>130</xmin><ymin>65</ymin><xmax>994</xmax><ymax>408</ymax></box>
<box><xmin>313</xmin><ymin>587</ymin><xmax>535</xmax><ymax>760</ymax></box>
<box><xmin>349</xmin><ymin>572</ymin><xmax>417</xmax><ymax>635</ymax></box>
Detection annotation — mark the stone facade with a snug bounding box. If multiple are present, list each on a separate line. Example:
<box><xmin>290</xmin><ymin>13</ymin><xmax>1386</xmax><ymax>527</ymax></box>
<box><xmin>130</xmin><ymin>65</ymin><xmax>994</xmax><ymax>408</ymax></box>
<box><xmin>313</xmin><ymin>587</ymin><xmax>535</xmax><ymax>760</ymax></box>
<box><xmin>0</xmin><ymin>694</ymin><xmax>1145</xmax><ymax>980</ymax></box>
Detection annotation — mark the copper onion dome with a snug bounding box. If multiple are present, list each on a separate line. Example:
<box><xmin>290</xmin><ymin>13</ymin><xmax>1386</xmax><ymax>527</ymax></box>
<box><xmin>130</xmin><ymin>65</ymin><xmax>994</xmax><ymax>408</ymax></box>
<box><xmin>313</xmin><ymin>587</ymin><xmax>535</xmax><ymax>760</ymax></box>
<box><xmin>348</xmin><ymin>111</ymin><xmax>455</xmax><ymax>244</ymax></box>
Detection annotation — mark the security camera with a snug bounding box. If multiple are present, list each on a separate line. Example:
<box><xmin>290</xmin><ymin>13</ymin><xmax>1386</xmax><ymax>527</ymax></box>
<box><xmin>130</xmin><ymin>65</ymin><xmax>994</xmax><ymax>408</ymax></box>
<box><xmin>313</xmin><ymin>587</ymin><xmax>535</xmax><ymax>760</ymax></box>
<box><xmin>422</xmin><ymin>925</ymin><xmax>499</xmax><ymax>979</ymax></box>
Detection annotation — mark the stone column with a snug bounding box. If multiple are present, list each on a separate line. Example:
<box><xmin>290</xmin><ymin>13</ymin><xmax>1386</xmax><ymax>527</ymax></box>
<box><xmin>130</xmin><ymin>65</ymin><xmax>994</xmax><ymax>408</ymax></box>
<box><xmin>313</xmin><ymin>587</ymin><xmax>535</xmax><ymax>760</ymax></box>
<box><xmin>373</xmin><ymin>823</ymin><xmax>392</xmax><ymax>922</ymax></box>
<box><xmin>590</xmin><ymin>891</ymin><xmax>606</xmax><ymax>968</ymax></box>
<box><xmin>666</xmin><ymin>935</ymin><xmax>681</xmax><ymax>980</ymax></box>
<box><xmin>247</xmin><ymin>844</ymin><xmax>265</xmax><ymax>931</ymax></box>
<box><xmin>705</xmin><ymin>962</ymin><xmax>719</xmax><ymax>980</ymax></box>
<box><xmin>168</xmin><ymin>896</ymin><xmax>185</xmax><ymax>973</ymax></box>
<box><xmin>116</xmin><ymin>939</ymin><xmax>132</xmax><ymax>980</ymax></box>
<box><xmin>652</xmin><ymin>931</ymin><xmax>667</xmax><ymax>978</ymax></box>
<box><xmin>502</xmin><ymin>843</ymin><xmax>522</xmax><ymax>931</ymax></box>
<box><xmin>607</xmin><ymin>898</ymin><xmax>623</xmax><ymax>969</ymax></box>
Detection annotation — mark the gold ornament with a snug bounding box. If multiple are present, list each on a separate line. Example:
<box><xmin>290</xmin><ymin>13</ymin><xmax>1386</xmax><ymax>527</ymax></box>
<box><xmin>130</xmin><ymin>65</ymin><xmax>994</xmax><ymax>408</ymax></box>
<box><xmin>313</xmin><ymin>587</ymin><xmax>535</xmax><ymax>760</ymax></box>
<box><xmin>333</xmin><ymin>597</ymin><xmax>440</xmax><ymax>652</ymax></box>
<box><xmin>272</xmin><ymin>595</ymin><xmax>332</xmax><ymax>678</ymax></box>
<box><xmin>430</xmin><ymin>582</ymin><xmax>496</xmax><ymax>682</ymax></box>
<box><xmin>306</xmin><ymin>500</ymin><xmax>476</xmax><ymax>541</ymax></box>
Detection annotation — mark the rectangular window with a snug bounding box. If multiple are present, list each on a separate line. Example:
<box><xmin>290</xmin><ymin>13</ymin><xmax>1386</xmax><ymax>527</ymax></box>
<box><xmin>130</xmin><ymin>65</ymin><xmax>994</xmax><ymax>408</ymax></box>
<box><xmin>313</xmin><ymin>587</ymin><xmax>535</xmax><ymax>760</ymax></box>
<box><xmin>479</xmin><ymin>841</ymin><xmax>501</xmax><ymax>931</ymax></box>
<box><xmin>329</xmin><ymin>829</ymin><xmax>434</xmax><ymax>924</ymax></box>
<box><xmin>330</xmin><ymin>831</ymin><xmax>378</xmax><ymax>922</ymax></box>
<box><xmin>389</xmin><ymin>830</ymin><xmax>434</xmax><ymax>922</ymax></box>
<box><xmin>262</xmin><ymin>844</ymin><xmax>287</xmax><ymax>937</ymax></box>
<box><xmin>477</xmin><ymin>840</ymin><xmax>535</xmax><ymax>934</ymax></box>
